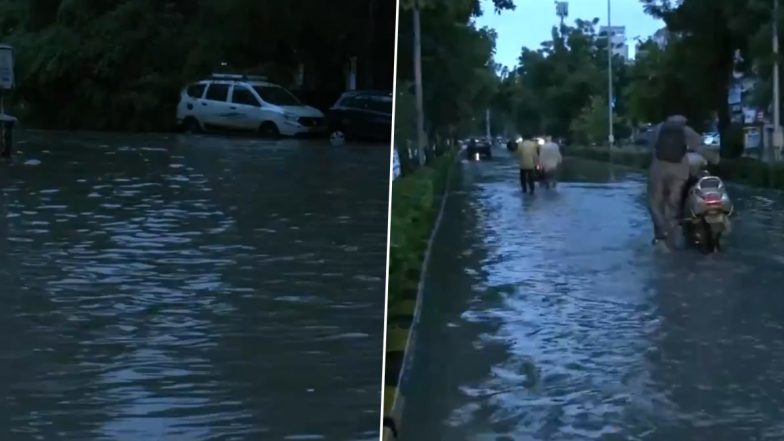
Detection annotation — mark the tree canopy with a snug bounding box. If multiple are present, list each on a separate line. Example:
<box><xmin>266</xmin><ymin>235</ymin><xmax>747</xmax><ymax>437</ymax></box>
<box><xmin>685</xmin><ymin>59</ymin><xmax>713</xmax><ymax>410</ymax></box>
<box><xmin>446</xmin><ymin>0</ymin><xmax>782</xmax><ymax>158</ymax></box>
<box><xmin>395</xmin><ymin>0</ymin><xmax>515</xmax><ymax>143</ymax></box>
<box><xmin>0</xmin><ymin>0</ymin><xmax>395</xmax><ymax>131</ymax></box>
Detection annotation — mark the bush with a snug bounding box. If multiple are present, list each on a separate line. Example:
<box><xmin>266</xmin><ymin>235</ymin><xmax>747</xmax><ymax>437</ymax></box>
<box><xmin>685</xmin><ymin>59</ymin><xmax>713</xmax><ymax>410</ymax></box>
<box><xmin>566</xmin><ymin>145</ymin><xmax>784</xmax><ymax>189</ymax></box>
<box><xmin>387</xmin><ymin>152</ymin><xmax>454</xmax><ymax>306</ymax></box>
<box><xmin>384</xmin><ymin>150</ymin><xmax>455</xmax><ymax>414</ymax></box>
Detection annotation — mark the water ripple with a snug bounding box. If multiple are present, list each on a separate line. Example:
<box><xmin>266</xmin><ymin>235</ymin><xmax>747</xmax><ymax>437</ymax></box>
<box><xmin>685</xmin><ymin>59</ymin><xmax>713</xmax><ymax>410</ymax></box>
<box><xmin>0</xmin><ymin>131</ymin><xmax>389</xmax><ymax>441</ymax></box>
<box><xmin>402</xmin><ymin>155</ymin><xmax>784</xmax><ymax>441</ymax></box>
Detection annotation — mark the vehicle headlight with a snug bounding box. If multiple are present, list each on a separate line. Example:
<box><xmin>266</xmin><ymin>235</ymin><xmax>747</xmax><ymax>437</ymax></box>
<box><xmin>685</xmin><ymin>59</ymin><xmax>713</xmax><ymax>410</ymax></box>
<box><xmin>284</xmin><ymin>113</ymin><xmax>298</xmax><ymax>121</ymax></box>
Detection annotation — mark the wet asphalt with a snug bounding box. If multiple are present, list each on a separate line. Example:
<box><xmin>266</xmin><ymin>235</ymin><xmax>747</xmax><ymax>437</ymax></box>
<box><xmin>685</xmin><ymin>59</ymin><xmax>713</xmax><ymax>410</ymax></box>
<box><xmin>399</xmin><ymin>147</ymin><xmax>784</xmax><ymax>441</ymax></box>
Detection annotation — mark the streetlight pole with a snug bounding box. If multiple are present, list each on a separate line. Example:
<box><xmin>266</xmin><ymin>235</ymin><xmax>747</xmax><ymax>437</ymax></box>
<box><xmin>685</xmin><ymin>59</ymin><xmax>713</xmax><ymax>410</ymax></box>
<box><xmin>774</xmin><ymin>0</ymin><xmax>782</xmax><ymax>161</ymax></box>
<box><xmin>607</xmin><ymin>0</ymin><xmax>614</xmax><ymax>151</ymax></box>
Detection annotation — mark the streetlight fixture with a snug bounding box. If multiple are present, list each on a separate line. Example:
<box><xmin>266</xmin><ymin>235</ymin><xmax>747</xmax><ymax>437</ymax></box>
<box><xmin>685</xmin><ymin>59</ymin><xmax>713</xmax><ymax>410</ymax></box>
<box><xmin>555</xmin><ymin>1</ymin><xmax>568</xmax><ymax>30</ymax></box>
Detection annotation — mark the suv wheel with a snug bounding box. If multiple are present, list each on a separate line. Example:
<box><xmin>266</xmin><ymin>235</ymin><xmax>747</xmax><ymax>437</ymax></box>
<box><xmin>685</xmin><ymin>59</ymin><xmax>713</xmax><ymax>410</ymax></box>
<box><xmin>330</xmin><ymin>128</ymin><xmax>346</xmax><ymax>146</ymax></box>
<box><xmin>258</xmin><ymin>121</ymin><xmax>280</xmax><ymax>138</ymax></box>
<box><xmin>184</xmin><ymin>117</ymin><xmax>202</xmax><ymax>134</ymax></box>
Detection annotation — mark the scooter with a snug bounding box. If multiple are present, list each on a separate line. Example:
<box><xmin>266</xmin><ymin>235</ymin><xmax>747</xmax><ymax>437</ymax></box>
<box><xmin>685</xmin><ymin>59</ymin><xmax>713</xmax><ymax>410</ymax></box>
<box><xmin>681</xmin><ymin>169</ymin><xmax>734</xmax><ymax>253</ymax></box>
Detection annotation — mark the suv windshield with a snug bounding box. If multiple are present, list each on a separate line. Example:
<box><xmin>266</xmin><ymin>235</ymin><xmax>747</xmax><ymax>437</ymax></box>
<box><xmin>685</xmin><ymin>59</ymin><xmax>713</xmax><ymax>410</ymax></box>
<box><xmin>253</xmin><ymin>86</ymin><xmax>301</xmax><ymax>106</ymax></box>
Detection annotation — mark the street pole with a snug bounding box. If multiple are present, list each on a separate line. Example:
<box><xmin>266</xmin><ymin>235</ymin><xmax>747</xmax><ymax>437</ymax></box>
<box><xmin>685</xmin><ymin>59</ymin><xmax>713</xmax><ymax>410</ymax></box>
<box><xmin>486</xmin><ymin>108</ymin><xmax>491</xmax><ymax>140</ymax></box>
<box><xmin>413</xmin><ymin>2</ymin><xmax>426</xmax><ymax>165</ymax></box>
<box><xmin>774</xmin><ymin>0</ymin><xmax>782</xmax><ymax>161</ymax></box>
<box><xmin>607</xmin><ymin>0</ymin><xmax>615</xmax><ymax>152</ymax></box>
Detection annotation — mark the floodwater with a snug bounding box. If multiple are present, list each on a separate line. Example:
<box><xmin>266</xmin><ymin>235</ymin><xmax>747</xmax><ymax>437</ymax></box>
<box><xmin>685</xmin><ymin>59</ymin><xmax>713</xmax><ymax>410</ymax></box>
<box><xmin>0</xmin><ymin>130</ymin><xmax>389</xmax><ymax>441</ymax></box>
<box><xmin>400</xmin><ymin>149</ymin><xmax>784</xmax><ymax>441</ymax></box>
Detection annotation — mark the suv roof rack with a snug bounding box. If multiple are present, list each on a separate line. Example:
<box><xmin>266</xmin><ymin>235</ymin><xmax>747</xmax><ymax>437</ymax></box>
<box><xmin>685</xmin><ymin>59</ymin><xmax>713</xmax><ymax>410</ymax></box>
<box><xmin>210</xmin><ymin>73</ymin><xmax>268</xmax><ymax>82</ymax></box>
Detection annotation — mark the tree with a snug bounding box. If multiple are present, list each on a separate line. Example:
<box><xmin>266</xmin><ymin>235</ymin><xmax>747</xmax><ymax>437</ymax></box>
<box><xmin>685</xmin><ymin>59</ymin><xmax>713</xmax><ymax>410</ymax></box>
<box><xmin>0</xmin><ymin>0</ymin><xmax>396</xmax><ymax>131</ymax></box>
<box><xmin>486</xmin><ymin>18</ymin><xmax>631</xmax><ymax>143</ymax></box>
<box><xmin>395</xmin><ymin>0</ymin><xmax>515</xmax><ymax>142</ymax></box>
<box><xmin>639</xmin><ymin>0</ymin><xmax>772</xmax><ymax>156</ymax></box>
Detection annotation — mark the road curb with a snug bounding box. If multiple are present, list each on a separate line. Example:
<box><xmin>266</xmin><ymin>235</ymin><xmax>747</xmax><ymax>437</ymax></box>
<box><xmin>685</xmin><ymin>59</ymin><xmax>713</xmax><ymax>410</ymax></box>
<box><xmin>383</xmin><ymin>150</ymin><xmax>460</xmax><ymax>440</ymax></box>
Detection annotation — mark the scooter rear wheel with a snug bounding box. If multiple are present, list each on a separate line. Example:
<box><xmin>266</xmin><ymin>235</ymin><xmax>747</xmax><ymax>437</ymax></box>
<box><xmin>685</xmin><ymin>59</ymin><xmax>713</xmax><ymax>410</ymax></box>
<box><xmin>698</xmin><ymin>222</ymin><xmax>716</xmax><ymax>254</ymax></box>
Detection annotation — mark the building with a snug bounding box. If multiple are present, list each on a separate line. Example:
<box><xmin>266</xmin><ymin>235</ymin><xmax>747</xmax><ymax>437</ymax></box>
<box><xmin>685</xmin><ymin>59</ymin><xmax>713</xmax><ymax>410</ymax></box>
<box><xmin>599</xmin><ymin>25</ymin><xmax>628</xmax><ymax>61</ymax></box>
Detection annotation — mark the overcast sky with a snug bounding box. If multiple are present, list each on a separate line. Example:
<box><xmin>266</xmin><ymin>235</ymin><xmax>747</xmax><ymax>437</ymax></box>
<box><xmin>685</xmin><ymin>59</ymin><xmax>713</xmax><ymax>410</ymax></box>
<box><xmin>474</xmin><ymin>0</ymin><xmax>664</xmax><ymax>68</ymax></box>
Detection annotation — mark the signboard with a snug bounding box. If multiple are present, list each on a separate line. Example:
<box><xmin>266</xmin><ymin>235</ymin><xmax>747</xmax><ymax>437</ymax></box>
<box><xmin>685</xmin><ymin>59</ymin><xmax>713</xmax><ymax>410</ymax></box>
<box><xmin>0</xmin><ymin>45</ymin><xmax>14</xmax><ymax>91</ymax></box>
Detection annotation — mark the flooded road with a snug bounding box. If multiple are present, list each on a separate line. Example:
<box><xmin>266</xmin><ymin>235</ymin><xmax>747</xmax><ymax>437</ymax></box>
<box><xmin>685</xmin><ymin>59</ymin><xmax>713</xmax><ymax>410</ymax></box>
<box><xmin>0</xmin><ymin>131</ymin><xmax>389</xmax><ymax>441</ymax></box>
<box><xmin>400</xmin><ymin>149</ymin><xmax>784</xmax><ymax>441</ymax></box>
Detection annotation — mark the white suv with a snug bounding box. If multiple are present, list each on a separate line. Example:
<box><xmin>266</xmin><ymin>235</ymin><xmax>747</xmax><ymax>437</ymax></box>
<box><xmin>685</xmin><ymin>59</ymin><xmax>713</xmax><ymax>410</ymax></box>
<box><xmin>176</xmin><ymin>73</ymin><xmax>326</xmax><ymax>137</ymax></box>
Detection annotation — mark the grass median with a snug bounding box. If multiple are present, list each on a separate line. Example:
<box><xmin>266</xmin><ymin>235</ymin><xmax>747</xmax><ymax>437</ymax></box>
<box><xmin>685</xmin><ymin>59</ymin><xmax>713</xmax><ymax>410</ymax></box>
<box><xmin>384</xmin><ymin>149</ymin><xmax>455</xmax><ymax>416</ymax></box>
<box><xmin>566</xmin><ymin>146</ymin><xmax>784</xmax><ymax>189</ymax></box>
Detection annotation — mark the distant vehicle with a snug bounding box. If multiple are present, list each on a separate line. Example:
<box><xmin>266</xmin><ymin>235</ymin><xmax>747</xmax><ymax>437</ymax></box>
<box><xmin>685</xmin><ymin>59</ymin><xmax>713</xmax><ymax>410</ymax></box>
<box><xmin>703</xmin><ymin>132</ymin><xmax>720</xmax><ymax>146</ymax></box>
<box><xmin>466</xmin><ymin>136</ymin><xmax>492</xmax><ymax>159</ymax></box>
<box><xmin>633</xmin><ymin>129</ymin><xmax>653</xmax><ymax>146</ymax></box>
<box><xmin>176</xmin><ymin>73</ymin><xmax>326</xmax><ymax>137</ymax></box>
<box><xmin>327</xmin><ymin>90</ymin><xmax>392</xmax><ymax>145</ymax></box>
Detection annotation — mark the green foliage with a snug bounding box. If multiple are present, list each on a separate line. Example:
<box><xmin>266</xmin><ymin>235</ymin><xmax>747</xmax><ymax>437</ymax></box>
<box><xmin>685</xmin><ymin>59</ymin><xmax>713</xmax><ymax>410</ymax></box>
<box><xmin>0</xmin><ymin>0</ymin><xmax>395</xmax><ymax>131</ymax></box>
<box><xmin>571</xmin><ymin>95</ymin><xmax>610</xmax><ymax>145</ymax></box>
<box><xmin>388</xmin><ymin>151</ymin><xmax>454</xmax><ymax>307</ymax></box>
<box><xmin>397</xmin><ymin>0</ymin><xmax>514</xmax><ymax>139</ymax></box>
<box><xmin>634</xmin><ymin>0</ymin><xmax>776</xmax><ymax>152</ymax></box>
<box><xmin>485</xmin><ymin>18</ymin><xmax>633</xmax><ymax>141</ymax></box>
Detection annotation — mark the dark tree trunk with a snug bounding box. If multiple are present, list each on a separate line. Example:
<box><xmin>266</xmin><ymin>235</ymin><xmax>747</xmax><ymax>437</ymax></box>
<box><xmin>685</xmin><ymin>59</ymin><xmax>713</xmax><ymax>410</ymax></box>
<box><xmin>364</xmin><ymin>0</ymin><xmax>376</xmax><ymax>89</ymax></box>
<box><xmin>716</xmin><ymin>46</ymin><xmax>736</xmax><ymax>158</ymax></box>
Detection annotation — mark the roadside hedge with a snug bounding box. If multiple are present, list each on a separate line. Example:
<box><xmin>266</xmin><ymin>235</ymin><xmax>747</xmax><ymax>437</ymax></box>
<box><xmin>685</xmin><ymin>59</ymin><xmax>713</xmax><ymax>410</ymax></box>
<box><xmin>566</xmin><ymin>146</ymin><xmax>784</xmax><ymax>189</ymax></box>
<box><xmin>384</xmin><ymin>149</ymin><xmax>455</xmax><ymax>416</ymax></box>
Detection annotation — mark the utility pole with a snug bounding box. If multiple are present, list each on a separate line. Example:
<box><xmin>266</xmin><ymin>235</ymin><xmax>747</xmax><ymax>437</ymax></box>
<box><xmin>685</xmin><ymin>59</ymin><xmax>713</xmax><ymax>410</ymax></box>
<box><xmin>413</xmin><ymin>1</ymin><xmax>426</xmax><ymax>165</ymax></box>
<box><xmin>774</xmin><ymin>0</ymin><xmax>782</xmax><ymax>161</ymax></box>
<box><xmin>486</xmin><ymin>108</ymin><xmax>491</xmax><ymax>140</ymax></box>
<box><xmin>607</xmin><ymin>0</ymin><xmax>615</xmax><ymax>151</ymax></box>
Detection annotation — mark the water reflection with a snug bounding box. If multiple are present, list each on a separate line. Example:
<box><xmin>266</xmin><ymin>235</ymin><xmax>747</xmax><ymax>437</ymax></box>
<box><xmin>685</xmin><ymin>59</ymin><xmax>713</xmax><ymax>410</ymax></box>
<box><xmin>401</xmin><ymin>148</ymin><xmax>784</xmax><ymax>440</ymax></box>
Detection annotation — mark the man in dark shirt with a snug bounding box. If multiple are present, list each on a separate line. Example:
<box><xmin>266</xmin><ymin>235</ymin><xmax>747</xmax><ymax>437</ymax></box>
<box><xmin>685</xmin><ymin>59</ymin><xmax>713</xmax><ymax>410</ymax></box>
<box><xmin>647</xmin><ymin>115</ymin><xmax>719</xmax><ymax>249</ymax></box>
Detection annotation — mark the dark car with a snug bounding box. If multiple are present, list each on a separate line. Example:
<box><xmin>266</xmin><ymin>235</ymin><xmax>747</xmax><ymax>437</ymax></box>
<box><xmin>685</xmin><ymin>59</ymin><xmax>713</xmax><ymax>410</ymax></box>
<box><xmin>327</xmin><ymin>90</ymin><xmax>392</xmax><ymax>144</ymax></box>
<box><xmin>466</xmin><ymin>137</ymin><xmax>492</xmax><ymax>159</ymax></box>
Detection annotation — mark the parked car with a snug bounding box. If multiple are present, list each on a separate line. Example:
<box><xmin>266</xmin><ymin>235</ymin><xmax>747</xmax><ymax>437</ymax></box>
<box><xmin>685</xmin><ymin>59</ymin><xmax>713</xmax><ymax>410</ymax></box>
<box><xmin>466</xmin><ymin>137</ymin><xmax>492</xmax><ymax>159</ymax></box>
<box><xmin>176</xmin><ymin>73</ymin><xmax>326</xmax><ymax>137</ymax></box>
<box><xmin>327</xmin><ymin>90</ymin><xmax>392</xmax><ymax>145</ymax></box>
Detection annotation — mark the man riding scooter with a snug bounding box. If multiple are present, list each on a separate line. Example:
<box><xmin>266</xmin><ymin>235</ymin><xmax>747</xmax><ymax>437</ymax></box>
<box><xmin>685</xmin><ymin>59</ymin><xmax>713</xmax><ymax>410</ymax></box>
<box><xmin>647</xmin><ymin>114</ymin><xmax>719</xmax><ymax>249</ymax></box>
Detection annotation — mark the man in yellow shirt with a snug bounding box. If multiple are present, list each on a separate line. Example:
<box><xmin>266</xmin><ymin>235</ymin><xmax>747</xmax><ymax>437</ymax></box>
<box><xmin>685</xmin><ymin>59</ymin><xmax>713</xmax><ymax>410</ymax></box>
<box><xmin>517</xmin><ymin>137</ymin><xmax>539</xmax><ymax>194</ymax></box>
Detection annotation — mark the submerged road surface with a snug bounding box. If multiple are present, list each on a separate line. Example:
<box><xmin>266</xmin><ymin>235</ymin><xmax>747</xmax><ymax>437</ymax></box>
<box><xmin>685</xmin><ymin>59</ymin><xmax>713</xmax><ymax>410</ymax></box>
<box><xmin>0</xmin><ymin>131</ymin><xmax>389</xmax><ymax>441</ymax></box>
<box><xmin>400</xmin><ymin>149</ymin><xmax>784</xmax><ymax>441</ymax></box>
